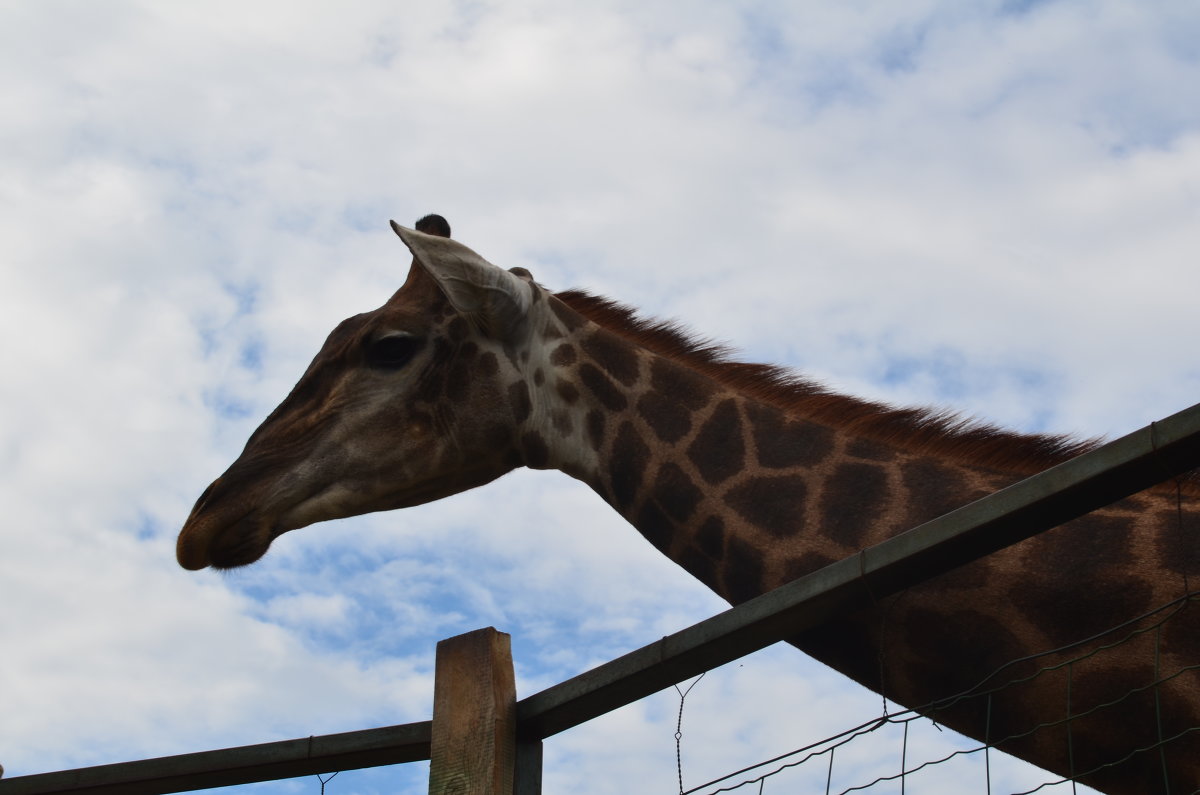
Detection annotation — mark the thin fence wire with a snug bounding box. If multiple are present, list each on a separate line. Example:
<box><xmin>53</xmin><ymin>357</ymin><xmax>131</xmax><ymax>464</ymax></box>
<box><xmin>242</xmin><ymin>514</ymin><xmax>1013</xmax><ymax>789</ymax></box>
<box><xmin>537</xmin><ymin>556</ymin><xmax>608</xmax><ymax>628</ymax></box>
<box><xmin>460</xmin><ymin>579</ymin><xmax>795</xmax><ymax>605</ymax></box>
<box><xmin>676</xmin><ymin>673</ymin><xmax>708</xmax><ymax>795</ymax></box>
<box><xmin>682</xmin><ymin>592</ymin><xmax>1200</xmax><ymax>795</ymax></box>
<box><xmin>315</xmin><ymin>771</ymin><xmax>338</xmax><ymax>794</ymax></box>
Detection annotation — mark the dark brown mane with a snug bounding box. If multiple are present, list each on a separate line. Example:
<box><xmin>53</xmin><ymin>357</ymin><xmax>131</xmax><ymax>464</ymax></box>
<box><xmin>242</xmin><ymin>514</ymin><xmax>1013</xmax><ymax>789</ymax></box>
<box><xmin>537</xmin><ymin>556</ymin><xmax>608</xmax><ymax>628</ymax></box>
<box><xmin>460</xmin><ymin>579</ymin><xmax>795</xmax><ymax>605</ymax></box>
<box><xmin>555</xmin><ymin>289</ymin><xmax>1099</xmax><ymax>476</ymax></box>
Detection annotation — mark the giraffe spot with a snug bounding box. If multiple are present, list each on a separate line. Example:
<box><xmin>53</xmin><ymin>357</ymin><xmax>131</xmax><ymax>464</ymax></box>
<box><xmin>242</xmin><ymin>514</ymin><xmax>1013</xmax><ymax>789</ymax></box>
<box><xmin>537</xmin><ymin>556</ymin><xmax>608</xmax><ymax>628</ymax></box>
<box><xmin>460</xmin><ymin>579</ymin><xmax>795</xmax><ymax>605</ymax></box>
<box><xmin>1071</xmin><ymin>663</ymin><xmax>1156</xmax><ymax>721</ymax></box>
<box><xmin>446</xmin><ymin>316</ymin><xmax>469</xmax><ymax>342</ymax></box>
<box><xmin>687</xmin><ymin>399</ymin><xmax>744</xmax><ymax>485</ymax></box>
<box><xmin>1065</xmin><ymin>661</ymin><xmax>1192</xmax><ymax>791</ymax></box>
<box><xmin>508</xmin><ymin>381</ymin><xmax>532</xmax><ymax>424</ymax></box>
<box><xmin>846</xmin><ymin>437</ymin><xmax>896</xmax><ymax>461</ymax></box>
<box><xmin>580</xmin><ymin>363</ymin><xmax>628</xmax><ymax>412</ymax></box>
<box><xmin>696</xmin><ymin>515</ymin><xmax>725</xmax><ymax>559</ymax></box>
<box><xmin>446</xmin><ymin>357</ymin><xmax>472</xmax><ymax>401</ymax></box>
<box><xmin>520</xmin><ymin>431</ymin><xmax>550</xmax><ymax>469</ymax></box>
<box><xmin>678</xmin><ymin>544</ymin><xmax>720</xmax><ymax>591</ymax></box>
<box><xmin>415</xmin><ymin>338</ymin><xmax>454</xmax><ymax>402</ymax></box>
<box><xmin>550</xmin><ymin>299</ymin><xmax>585</xmax><ymax>331</ymax></box>
<box><xmin>650</xmin><ymin>358</ymin><xmax>714</xmax><ymax>411</ymax></box>
<box><xmin>1008</xmin><ymin>571</ymin><xmax>1155</xmax><ymax>647</ymax></box>
<box><xmin>899</xmin><ymin>604</ymin><xmax>1032</xmax><ymax>728</ymax></box>
<box><xmin>551</xmin><ymin>410</ymin><xmax>573</xmax><ymax>435</ymax></box>
<box><xmin>818</xmin><ymin>462</ymin><xmax>888</xmax><ymax>549</ymax></box>
<box><xmin>1071</xmin><ymin>514</ymin><xmax>1132</xmax><ymax>568</ymax></box>
<box><xmin>582</xmin><ymin>330</ymin><xmax>639</xmax><ymax>386</ymax></box>
<box><xmin>484</xmin><ymin>422</ymin><xmax>511</xmax><ymax>450</ymax></box>
<box><xmin>541</xmin><ymin>323</ymin><xmax>565</xmax><ymax>341</ymax></box>
<box><xmin>651</xmin><ymin>462</ymin><xmax>703</xmax><ymax>523</ymax></box>
<box><xmin>790</xmin><ymin>615</ymin><xmax>884</xmax><ymax>697</ymax></box>
<box><xmin>533</xmin><ymin>368</ymin><xmax>545</xmax><ymax>386</ymax></box>
<box><xmin>926</xmin><ymin>557</ymin><xmax>997</xmax><ymax>594</ymax></box>
<box><xmin>586</xmin><ymin>410</ymin><xmax>605</xmax><ymax>452</ymax></box>
<box><xmin>1118</xmin><ymin>495</ymin><xmax>1148</xmax><ymax>512</ymax></box>
<box><xmin>744</xmin><ymin>402</ymin><xmax>835</xmax><ymax>469</ymax></box>
<box><xmin>905</xmin><ymin>605</ymin><xmax>1028</xmax><ymax>693</ymax></box>
<box><xmin>636</xmin><ymin>501</ymin><xmax>673</xmax><ymax>554</ymax></box>
<box><xmin>609</xmin><ymin>421</ymin><xmax>649</xmax><ymax>513</ymax></box>
<box><xmin>901</xmin><ymin>460</ymin><xmax>972</xmax><ymax>526</ymax></box>
<box><xmin>1020</xmin><ymin>514</ymin><xmax>1132</xmax><ymax>578</ymax></box>
<box><xmin>726</xmin><ymin>475</ymin><xmax>807</xmax><ymax>538</ymax></box>
<box><xmin>1154</xmin><ymin>506</ymin><xmax>1200</xmax><ymax>578</ymax></box>
<box><xmin>637</xmin><ymin>392</ymin><xmax>692</xmax><ymax>443</ymax></box>
<box><xmin>556</xmin><ymin>379</ymin><xmax>580</xmax><ymax>404</ymax></box>
<box><xmin>550</xmin><ymin>343</ymin><xmax>577</xmax><ymax>366</ymax></box>
<box><xmin>478</xmin><ymin>352</ymin><xmax>499</xmax><ymax>378</ymax></box>
<box><xmin>780</xmin><ymin>552</ymin><xmax>836</xmax><ymax>582</ymax></box>
<box><xmin>723</xmin><ymin>536</ymin><xmax>765</xmax><ymax>604</ymax></box>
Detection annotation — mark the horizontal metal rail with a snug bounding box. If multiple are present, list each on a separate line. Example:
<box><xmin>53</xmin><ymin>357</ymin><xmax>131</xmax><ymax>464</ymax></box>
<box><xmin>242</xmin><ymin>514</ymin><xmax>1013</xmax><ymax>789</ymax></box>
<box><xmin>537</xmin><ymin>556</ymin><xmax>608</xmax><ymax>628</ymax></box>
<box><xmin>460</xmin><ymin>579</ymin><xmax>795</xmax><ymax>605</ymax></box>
<box><xmin>5</xmin><ymin>401</ymin><xmax>1200</xmax><ymax>793</ymax></box>
<box><xmin>0</xmin><ymin>722</ymin><xmax>431</xmax><ymax>795</ymax></box>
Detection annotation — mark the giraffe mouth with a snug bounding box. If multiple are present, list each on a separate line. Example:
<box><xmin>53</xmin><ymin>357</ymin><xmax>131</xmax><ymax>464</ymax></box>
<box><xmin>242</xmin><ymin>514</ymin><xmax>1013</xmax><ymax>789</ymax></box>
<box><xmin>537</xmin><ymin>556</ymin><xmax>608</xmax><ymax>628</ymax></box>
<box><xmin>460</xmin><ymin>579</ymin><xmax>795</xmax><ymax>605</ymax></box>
<box><xmin>177</xmin><ymin>470</ymin><xmax>507</xmax><ymax>570</ymax></box>
<box><xmin>177</xmin><ymin>508</ymin><xmax>279</xmax><ymax>571</ymax></box>
<box><xmin>210</xmin><ymin>516</ymin><xmax>279</xmax><ymax>570</ymax></box>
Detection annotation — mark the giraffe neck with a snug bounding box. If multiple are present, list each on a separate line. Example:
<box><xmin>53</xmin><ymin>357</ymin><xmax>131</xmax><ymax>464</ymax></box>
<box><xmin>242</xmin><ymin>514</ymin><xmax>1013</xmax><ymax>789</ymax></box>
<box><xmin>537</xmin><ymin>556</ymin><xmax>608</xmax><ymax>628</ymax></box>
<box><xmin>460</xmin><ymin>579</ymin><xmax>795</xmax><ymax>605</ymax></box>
<box><xmin>523</xmin><ymin>294</ymin><xmax>1011</xmax><ymax>606</ymax></box>
<box><xmin>515</xmin><ymin>292</ymin><xmax>1200</xmax><ymax>794</ymax></box>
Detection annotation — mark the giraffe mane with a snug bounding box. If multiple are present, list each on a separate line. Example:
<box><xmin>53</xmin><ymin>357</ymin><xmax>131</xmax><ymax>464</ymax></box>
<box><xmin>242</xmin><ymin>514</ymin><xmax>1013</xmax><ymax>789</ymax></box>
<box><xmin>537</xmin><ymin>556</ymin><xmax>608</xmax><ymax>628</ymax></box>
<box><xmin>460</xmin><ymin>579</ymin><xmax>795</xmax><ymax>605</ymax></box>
<box><xmin>555</xmin><ymin>289</ymin><xmax>1101</xmax><ymax>476</ymax></box>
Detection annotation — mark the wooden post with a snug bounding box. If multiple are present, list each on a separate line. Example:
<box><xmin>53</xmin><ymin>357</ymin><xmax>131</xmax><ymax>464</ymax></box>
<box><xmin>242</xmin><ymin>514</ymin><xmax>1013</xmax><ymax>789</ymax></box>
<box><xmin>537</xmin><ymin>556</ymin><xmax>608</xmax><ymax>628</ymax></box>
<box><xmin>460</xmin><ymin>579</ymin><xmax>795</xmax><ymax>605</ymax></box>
<box><xmin>429</xmin><ymin>628</ymin><xmax>516</xmax><ymax>795</ymax></box>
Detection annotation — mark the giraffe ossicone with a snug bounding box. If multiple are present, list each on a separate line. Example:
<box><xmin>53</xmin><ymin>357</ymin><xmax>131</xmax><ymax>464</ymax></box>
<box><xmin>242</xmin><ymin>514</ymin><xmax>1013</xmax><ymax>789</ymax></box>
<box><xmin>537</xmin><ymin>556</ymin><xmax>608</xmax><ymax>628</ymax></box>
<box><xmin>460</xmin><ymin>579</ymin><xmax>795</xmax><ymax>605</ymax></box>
<box><xmin>177</xmin><ymin>218</ymin><xmax>1199</xmax><ymax>795</ymax></box>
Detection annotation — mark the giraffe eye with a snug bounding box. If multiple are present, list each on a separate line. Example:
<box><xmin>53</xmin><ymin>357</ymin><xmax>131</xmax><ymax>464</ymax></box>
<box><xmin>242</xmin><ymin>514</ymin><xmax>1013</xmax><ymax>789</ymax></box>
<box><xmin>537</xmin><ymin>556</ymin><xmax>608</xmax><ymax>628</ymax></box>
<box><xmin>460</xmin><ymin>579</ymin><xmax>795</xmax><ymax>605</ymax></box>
<box><xmin>365</xmin><ymin>334</ymin><xmax>422</xmax><ymax>370</ymax></box>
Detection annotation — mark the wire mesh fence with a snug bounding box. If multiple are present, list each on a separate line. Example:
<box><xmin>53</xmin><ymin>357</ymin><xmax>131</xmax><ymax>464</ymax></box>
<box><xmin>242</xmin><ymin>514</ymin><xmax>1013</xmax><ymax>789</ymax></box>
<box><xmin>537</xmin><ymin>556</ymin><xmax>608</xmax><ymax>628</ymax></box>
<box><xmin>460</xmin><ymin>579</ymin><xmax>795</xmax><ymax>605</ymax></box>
<box><xmin>675</xmin><ymin>591</ymin><xmax>1200</xmax><ymax>795</ymax></box>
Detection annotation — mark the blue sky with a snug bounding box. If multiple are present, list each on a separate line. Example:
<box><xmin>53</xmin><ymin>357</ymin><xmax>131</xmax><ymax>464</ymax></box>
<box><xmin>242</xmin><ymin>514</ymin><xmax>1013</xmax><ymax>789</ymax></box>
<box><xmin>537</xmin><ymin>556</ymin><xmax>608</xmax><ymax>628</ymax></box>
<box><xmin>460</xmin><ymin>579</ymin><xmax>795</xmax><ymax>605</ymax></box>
<box><xmin>2</xmin><ymin>2</ymin><xmax>1199</xmax><ymax>793</ymax></box>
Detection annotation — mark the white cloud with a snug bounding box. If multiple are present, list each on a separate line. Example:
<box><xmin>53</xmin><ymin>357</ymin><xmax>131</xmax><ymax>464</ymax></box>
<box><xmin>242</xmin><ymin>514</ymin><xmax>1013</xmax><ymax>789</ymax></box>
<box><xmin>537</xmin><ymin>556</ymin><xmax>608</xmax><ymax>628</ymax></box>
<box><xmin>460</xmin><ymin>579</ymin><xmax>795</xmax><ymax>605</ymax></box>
<box><xmin>1</xmin><ymin>1</ymin><xmax>1195</xmax><ymax>792</ymax></box>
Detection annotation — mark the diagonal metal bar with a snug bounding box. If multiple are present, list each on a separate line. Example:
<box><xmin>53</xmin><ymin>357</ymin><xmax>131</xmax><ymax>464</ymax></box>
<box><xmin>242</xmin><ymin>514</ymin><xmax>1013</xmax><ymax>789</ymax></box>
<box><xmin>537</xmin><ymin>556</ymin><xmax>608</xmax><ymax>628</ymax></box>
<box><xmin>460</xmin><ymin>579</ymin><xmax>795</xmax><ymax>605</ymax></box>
<box><xmin>0</xmin><ymin>721</ymin><xmax>431</xmax><ymax>795</ymax></box>
<box><xmin>515</xmin><ymin>401</ymin><xmax>1200</xmax><ymax>740</ymax></box>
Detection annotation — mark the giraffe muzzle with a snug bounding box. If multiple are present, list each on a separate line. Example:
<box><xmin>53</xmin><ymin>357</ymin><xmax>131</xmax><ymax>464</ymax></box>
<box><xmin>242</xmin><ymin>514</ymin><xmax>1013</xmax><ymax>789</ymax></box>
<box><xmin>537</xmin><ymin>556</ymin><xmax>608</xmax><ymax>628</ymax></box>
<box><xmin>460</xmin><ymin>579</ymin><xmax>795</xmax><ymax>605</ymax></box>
<box><xmin>177</xmin><ymin>503</ymin><xmax>276</xmax><ymax>571</ymax></box>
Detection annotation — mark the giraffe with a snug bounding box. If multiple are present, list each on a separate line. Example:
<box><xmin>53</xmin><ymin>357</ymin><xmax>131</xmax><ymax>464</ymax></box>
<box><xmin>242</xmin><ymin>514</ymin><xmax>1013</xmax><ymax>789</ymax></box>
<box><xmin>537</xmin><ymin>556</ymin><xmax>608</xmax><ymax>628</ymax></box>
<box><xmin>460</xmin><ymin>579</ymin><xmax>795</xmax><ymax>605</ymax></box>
<box><xmin>177</xmin><ymin>216</ymin><xmax>1199</xmax><ymax>794</ymax></box>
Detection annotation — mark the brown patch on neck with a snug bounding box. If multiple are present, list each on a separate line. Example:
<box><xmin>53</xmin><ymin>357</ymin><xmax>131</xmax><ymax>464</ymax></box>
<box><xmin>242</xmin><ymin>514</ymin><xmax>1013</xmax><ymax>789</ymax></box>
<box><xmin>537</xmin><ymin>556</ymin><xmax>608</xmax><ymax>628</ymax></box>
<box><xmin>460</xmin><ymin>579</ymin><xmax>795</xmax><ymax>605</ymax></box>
<box><xmin>555</xmin><ymin>290</ymin><xmax>1111</xmax><ymax>478</ymax></box>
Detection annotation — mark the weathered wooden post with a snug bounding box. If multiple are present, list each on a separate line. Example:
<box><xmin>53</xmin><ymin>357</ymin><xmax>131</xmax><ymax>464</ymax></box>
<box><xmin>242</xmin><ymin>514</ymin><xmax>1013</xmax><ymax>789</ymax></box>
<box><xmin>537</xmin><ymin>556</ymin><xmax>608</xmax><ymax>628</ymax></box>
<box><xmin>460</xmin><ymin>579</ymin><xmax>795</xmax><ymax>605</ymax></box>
<box><xmin>428</xmin><ymin>627</ymin><xmax>516</xmax><ymax>795</ymax></box>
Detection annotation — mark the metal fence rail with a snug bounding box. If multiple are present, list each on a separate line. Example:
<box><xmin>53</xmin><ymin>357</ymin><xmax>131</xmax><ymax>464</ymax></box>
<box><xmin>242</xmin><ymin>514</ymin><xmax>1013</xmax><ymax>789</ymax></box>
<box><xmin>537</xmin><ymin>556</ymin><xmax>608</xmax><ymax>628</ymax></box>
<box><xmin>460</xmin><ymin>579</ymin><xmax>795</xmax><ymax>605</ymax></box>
<box><xmin>0</xmin><ymin>723</ymin><xmax>431</xmax><ymax>795</ymax></box>
<box><xmin>5</xmin><ymin>400</ymin><xmax>1200</xmax><ymax>794</ymax></box>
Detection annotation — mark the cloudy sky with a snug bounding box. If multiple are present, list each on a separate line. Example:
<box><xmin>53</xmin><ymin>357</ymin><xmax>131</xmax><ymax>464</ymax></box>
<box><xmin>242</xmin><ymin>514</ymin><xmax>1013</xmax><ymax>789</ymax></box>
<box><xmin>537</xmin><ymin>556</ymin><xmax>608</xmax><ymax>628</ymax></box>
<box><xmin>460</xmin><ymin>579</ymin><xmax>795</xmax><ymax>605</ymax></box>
<box><xmin>2</xmin><ymin>1</ymin><xmax>1198</xmax><ymax>793</ymax></box>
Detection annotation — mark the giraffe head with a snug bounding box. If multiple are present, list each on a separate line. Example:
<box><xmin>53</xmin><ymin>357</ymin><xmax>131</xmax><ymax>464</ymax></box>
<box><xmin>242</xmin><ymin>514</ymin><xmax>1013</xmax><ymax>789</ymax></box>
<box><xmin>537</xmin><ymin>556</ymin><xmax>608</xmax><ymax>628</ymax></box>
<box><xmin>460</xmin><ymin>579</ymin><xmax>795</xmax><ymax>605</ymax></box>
<box><xmin>176</xmin><ymin>218</ymin><xmax>544</xmax><ymax>570</ymax></box>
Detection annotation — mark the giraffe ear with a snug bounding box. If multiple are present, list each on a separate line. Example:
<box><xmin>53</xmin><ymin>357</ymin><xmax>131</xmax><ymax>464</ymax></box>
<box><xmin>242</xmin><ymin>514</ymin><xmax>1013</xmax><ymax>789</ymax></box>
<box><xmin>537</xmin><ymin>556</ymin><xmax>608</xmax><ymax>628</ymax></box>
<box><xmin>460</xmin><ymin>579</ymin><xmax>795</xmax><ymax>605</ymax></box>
<box><xmin>390</xmin><ymin>220</ymin><xmax>532</xmax><ymax>339</ymax></box>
